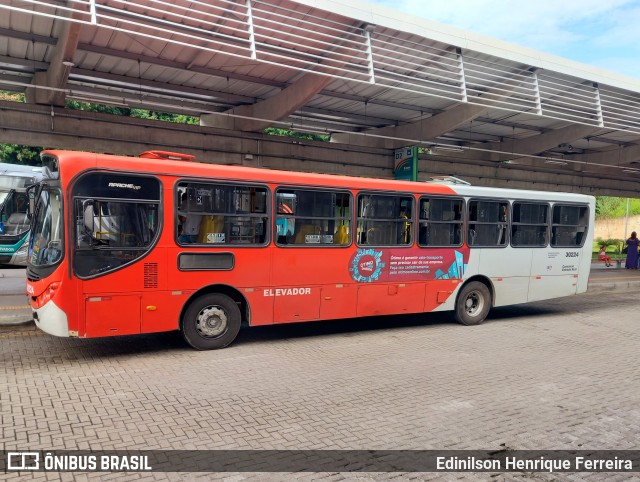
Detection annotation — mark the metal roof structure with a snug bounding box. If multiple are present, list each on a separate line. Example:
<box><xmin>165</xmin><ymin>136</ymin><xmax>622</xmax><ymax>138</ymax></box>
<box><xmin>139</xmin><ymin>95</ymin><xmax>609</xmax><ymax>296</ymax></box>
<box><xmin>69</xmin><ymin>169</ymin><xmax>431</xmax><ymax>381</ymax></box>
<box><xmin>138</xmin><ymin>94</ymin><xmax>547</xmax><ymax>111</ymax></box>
<box><xmin>2</xmin><ymin>0</ymin><xmax>640</xmax><ymax>183</ymax></box>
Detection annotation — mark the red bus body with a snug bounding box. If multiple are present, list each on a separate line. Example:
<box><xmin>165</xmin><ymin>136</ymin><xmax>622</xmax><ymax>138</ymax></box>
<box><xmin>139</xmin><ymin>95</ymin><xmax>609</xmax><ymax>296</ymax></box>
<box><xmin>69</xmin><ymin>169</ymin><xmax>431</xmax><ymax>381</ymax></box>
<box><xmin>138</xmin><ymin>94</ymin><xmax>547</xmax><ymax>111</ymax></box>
<box><xmin>26</xmin><ymin>150</ymin><xmax>594</xmax><ymax>349</ymax></box>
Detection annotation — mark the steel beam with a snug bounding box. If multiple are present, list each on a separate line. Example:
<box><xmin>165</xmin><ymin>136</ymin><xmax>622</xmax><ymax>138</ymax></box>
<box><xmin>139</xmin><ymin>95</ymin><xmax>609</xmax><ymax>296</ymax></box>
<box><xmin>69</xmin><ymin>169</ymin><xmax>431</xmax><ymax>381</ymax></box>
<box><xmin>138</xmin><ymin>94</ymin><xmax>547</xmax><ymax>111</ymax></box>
<box><xmin>0</xmin><ymin>99</ymin><xmax>638</xmax><ymax>196</ymax></box>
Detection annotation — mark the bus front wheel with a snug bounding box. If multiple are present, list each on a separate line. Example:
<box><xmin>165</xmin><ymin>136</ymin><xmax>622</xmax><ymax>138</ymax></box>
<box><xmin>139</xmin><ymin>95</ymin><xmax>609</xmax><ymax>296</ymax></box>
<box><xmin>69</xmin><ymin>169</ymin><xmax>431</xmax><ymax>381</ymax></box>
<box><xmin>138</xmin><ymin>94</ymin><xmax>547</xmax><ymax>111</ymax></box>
<box><xmin>454</xmin><ymin>281</ymin><xmax>491</xmax><ymax>326</ymax></box>
<box><xmin>182</xmin><ymin>293</ymin><xmax>241</xmax><ymax>350</ymax></box>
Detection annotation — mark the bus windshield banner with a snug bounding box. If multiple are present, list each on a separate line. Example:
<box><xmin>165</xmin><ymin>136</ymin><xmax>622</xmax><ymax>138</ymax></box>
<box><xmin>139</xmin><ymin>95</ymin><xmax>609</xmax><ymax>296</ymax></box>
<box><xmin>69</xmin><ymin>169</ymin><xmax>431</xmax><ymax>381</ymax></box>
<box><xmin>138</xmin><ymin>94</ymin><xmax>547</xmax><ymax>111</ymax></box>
<box><xmin>393</xmin><ymin>146</ymin><xmax>418</xmax><ymax>181</ymax></box>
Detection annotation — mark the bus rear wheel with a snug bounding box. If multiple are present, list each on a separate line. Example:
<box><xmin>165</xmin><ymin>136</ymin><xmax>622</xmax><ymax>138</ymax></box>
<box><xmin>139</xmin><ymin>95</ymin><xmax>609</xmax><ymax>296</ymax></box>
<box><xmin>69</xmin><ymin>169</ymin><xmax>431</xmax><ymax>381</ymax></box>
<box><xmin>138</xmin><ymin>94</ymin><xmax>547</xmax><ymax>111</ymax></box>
<box><xmin>454</xmin><ymin>281</ymin><xmax>491</xmax><ymax>326</ymax></box>
<box><xmin>182</xmin><ymin>293</ymin><xmax>241</xmax><ymax>350</ymax></box>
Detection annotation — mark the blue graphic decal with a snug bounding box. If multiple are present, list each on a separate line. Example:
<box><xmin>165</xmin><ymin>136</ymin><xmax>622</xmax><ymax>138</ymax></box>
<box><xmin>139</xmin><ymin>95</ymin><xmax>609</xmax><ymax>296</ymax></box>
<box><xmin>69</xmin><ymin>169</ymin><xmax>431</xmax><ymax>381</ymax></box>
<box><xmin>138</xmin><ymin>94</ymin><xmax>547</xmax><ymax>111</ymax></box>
<box><xmin>435</xmin><ymin>250</ymin><xmax>467</xmax><ymax>280</ymax></box>
<box><xmin>350</xmin><ymin>248</ymin><xmax>385</xmax><ymax>283</ymax></box>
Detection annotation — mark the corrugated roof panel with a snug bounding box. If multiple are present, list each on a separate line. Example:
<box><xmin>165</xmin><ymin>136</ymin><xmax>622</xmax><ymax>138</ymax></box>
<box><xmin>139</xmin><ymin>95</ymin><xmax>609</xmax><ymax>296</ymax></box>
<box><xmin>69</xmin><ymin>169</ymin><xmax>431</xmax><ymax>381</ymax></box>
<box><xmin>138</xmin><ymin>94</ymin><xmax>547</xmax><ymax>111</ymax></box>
<box><xmin>1</xmin><ymin>0</ymin><xmax>640</xmax><ymax>172</ymax></box>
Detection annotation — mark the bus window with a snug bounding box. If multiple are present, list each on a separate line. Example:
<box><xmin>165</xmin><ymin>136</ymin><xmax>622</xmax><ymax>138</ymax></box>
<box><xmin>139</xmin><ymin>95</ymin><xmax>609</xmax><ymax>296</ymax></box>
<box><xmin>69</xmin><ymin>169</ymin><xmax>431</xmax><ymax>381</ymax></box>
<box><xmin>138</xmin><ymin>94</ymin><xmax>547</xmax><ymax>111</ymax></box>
<box><xmin>467</xmin><ymin>200</ymin><xmax>509</xmax><ymax>247</ymax></box>
<box><xmin>551</xmin><ymin>204</ymin><xmax>589</xmax><ymax>247</ymax></box>
<box><xmin>176</xmin><ymin>182</ymin><xmax>268</xmax><ymax>246</ymax></box>
<box><xmin>0</xmin><ymin>191</ymin><xmax>30</xmax><ymax>236</ymax></box>
<box><xmin>418</xmin><ymin>197</ymin><xmax>463</xmax><ymax>247</ymax></box>
<box><xmin>30</xmin><ymin>188</ymin><xmax>63</xmax><ymax>267</ymax></box>
<box><xmin>275</xmin><ymin>188</ymin><xmax>351</xmax><ymax>246</ymax></box>
<box><xmin>72</xmin><ymin>172</ymin><xmax>161</xmax><ymax>278</ymax></box>
<box><xmin>357</xmin><ymin>194</ymin><xmax>413</xmax><ymax>246</ymax></box>
<box><xmin>511</xmin><ymin>202</ymin><xmax>549</xmax><ymax>247</ymax></box>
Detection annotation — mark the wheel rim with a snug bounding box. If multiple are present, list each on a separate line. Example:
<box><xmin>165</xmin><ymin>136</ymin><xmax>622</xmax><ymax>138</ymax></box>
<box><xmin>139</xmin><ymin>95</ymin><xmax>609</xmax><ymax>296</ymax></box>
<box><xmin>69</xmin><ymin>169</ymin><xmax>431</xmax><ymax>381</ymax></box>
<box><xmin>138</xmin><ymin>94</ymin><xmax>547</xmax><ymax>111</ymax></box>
<box><xmin>464</xmin><ymin>290</ymin><xmax>484</xmax><ymax>317</ymax></box>
<box><xmin>195</xmin><ymin>305</ymin><xmax>228</xmax><ymax>338</ymax></box>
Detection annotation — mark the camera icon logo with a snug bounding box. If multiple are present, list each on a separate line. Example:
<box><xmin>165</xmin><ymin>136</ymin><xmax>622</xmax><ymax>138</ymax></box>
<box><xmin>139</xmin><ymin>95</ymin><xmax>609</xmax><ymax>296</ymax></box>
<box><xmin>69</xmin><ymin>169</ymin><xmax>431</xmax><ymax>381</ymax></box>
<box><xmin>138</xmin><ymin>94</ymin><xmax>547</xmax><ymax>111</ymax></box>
<box><xmin>7</xmin><ymin>452</ymin><xmax>40</xmax><ymax>470</ymax></box>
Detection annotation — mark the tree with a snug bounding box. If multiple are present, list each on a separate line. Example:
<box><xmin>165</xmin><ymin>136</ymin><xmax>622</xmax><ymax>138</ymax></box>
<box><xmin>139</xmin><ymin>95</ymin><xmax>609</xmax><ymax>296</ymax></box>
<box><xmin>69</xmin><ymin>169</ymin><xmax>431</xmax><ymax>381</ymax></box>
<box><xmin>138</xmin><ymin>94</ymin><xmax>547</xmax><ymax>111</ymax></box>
<box><xmin>0</xmin><ymin>144</ymin><xmax>42</xmax><ymax>165</ymax></box>
<box><xmin>264</xmin><ymin>127</ymin><xmax>329</xmax><ymax>142</ymax></box>
<box><xmin>595</xmin><ymin>196</ymin><xmax>640</xmax><ymax>219</ymax></box>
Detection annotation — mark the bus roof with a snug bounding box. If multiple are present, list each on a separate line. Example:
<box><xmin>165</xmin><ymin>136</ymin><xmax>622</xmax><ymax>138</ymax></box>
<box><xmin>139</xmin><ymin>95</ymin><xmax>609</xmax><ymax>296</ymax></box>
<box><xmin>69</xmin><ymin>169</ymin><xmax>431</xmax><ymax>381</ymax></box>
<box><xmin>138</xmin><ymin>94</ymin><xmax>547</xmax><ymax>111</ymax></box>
<box><xmin>44</xmin><ymin>150</ymin><xmax>594</xmax><ymax>204</ymax></box>
<box><xmin>0</xmin><ymin>162</ymin><xmax>43</xmax><ymax>178</ymax></box>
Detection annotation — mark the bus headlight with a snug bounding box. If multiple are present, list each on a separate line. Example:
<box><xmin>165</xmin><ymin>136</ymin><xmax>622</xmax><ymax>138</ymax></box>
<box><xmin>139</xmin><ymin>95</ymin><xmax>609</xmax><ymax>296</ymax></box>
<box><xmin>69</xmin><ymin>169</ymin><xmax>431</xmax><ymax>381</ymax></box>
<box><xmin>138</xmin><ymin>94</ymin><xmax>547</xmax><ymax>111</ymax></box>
<box><xmin>35</xmin><ymin>281</ymin><xmax>60</xmax><ymax>309</ymax></box>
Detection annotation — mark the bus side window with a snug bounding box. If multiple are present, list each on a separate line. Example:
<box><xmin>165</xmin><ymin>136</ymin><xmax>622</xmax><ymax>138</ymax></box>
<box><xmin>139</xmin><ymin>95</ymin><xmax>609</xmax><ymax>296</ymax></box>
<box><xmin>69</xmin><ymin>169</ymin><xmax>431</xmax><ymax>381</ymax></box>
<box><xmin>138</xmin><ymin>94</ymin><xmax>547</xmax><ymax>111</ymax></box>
<box><xmin>176</xmin><ymin>182</ymin><xmax>269</xmax><ymax>246</ymax></box>
<box><xmin>418</xmin><ymin>197</ymin><xmax>463</xmax><ymax>247</ymax></box>
<box><xmin>357</xmin><ymin>193</ymin><xmax>413</xmax><ymax>247</ymax></box>
<box><xmin>467</xmin><ymin>199</ymin><xmax>509</xmax><ymax>247</ymax></box>
<box><xmin>275</xmin><ymin>188</ymin><xmax>351</xmax><ymax>246</ymax></box>
<box><xmin>551</xmin><ymin>204</ymin><xmax>589</xmax><ymax>248</ymax></box>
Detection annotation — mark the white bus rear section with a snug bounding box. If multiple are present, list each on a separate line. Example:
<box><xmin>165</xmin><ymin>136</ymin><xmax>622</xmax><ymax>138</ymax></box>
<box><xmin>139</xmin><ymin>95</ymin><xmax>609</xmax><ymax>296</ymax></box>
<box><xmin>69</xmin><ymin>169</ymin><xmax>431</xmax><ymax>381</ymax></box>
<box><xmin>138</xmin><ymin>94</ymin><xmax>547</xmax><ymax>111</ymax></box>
<box><xmin>434</xmin><ymin>244</ymin><xmax>591</xmax><ymax>313</ymax></box>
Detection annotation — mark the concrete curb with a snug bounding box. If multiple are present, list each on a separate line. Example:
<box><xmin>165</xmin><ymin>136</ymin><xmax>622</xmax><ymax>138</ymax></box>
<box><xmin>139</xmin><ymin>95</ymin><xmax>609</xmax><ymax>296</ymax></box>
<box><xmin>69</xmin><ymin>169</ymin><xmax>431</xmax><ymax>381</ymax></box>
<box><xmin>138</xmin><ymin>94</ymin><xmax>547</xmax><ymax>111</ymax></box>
<box><xmin>0</xmin><ymin>315</ymin><xmax>33</xmax><ymax>326</ymax></box>
<box><xmin>588</xmin><ymin>281</ymin><xmax>639</xmax><ymax>293</ymax></box>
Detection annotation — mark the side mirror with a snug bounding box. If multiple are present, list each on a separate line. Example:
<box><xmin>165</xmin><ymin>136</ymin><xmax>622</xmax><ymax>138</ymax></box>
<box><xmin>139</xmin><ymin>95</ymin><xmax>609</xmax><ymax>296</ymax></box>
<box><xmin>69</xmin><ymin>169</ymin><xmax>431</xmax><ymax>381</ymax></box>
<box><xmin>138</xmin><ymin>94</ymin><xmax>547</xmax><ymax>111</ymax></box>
<box><xmin>26</xmin><ymin>184</ymin><xmax>37</xmax><ymax>221</ymax></box>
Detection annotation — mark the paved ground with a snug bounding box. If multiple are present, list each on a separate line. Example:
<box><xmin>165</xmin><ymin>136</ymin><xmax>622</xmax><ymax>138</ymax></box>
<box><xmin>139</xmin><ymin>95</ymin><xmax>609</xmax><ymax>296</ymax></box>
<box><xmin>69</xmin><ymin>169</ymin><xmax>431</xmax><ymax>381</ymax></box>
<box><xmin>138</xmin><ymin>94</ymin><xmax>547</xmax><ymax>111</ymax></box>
<box><xmin>0</xmin><ymin>267</ymin><xmax>30</xmax><ymax>327</ymax></box>
<box><xmin>1</xmin><ymin>278</ymin><xmax>639</xmax><ymax>480</ymax></box>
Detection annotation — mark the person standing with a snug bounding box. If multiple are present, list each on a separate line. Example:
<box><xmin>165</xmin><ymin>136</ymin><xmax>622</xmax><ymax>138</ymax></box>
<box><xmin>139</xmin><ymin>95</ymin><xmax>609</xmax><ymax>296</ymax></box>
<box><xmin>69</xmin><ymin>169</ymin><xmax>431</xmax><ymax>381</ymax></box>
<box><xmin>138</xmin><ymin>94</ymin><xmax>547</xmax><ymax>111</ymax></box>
<box><xmin>625</xmin><ymin>231</ymin><xmax>640</xmax><ymax>269</ymax></box>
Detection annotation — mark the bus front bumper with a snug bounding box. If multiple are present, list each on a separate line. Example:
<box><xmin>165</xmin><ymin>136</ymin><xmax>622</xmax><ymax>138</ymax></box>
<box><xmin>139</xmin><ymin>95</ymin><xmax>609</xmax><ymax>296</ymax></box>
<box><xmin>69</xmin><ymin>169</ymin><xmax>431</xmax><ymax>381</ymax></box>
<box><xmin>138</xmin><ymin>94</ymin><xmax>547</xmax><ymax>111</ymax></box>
<box><xmin>33</xmin><ymin>301</ymin><xmax>70</xmax><ymax>337</ymax></box>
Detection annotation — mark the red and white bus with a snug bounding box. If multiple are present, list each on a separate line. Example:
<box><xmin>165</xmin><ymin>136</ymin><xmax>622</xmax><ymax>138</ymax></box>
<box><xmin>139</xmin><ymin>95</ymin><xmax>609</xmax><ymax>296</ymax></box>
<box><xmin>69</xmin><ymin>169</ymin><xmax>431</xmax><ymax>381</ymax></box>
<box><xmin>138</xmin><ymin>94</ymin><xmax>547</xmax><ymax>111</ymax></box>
<box><xmin>26</xmin><ymin>150</ymin><xmax>595</xmax><ymax>349</ymax></box>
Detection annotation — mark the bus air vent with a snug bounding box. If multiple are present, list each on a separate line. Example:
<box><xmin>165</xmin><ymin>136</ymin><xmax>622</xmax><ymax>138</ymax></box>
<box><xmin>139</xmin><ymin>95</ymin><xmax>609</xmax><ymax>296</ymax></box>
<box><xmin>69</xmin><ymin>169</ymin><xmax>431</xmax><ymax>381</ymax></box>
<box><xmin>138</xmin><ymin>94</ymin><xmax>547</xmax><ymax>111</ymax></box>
<box><xmin>139</xmin><ymin>150</ymin><xmax>196</xmax><ymax>161</ymax></box>
<box><xmin>144</xmin><ymin>263</ymin><xmax>159</xmax><ymax>289</ymax></box>
<box><xmin>427</xmin><ymin>175</ymin><xmax>471</xmax><ymax>185</ymax></box>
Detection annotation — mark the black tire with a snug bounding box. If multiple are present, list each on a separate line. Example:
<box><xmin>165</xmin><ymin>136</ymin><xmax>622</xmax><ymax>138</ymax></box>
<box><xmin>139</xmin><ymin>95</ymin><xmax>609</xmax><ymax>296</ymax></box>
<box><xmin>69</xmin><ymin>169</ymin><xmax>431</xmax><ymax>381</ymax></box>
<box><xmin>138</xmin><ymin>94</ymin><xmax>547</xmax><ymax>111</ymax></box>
<box><xmin>181</xmin><ymin>293</ymin><xmax>241</xmax><ymax>350</ymax></box>
<box><xmin>454</xmin><ymin>281</ymin><xmax>491</xmax><ymax>326</ymax></box>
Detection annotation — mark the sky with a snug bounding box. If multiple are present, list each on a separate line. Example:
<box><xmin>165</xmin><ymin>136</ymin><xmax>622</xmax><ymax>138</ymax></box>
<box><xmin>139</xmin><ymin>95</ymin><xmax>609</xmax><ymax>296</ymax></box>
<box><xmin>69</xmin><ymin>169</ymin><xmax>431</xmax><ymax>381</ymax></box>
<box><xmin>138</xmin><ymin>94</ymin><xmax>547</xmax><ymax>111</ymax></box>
<box><xmin>370</xmin><ymin>0</ymin><xmax>640</xmax><ymax>80</ymax></box>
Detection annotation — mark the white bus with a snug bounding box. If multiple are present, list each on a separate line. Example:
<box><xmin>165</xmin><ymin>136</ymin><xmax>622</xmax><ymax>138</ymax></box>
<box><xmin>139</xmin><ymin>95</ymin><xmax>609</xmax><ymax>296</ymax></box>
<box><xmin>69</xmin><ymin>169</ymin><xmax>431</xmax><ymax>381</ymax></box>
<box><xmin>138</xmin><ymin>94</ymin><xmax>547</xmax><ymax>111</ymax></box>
<box><xmin>0</xmin><ymin>163</ymin><xmax>43</xmax><ymax>266</ymax></box>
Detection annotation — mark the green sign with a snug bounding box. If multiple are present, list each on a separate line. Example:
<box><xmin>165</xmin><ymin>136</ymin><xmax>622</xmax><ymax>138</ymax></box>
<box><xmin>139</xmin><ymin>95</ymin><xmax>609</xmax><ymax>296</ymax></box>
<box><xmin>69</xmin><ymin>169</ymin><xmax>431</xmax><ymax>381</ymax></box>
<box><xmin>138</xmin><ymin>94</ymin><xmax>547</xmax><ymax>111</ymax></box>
<box><xmin>393</xmin><ymin>146</ymin><xmax>418</xmax><ymax>181</ymax></box>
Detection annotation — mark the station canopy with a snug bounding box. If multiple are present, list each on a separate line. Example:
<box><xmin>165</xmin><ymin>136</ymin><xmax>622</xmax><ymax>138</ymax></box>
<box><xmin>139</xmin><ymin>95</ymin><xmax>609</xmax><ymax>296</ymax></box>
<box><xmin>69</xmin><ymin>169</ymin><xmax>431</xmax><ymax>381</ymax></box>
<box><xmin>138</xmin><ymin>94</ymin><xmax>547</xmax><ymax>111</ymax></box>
<box><xmin>2</xmin><ymin>0</ymin><xmax>640</xmax><ymax>180</ymax></box>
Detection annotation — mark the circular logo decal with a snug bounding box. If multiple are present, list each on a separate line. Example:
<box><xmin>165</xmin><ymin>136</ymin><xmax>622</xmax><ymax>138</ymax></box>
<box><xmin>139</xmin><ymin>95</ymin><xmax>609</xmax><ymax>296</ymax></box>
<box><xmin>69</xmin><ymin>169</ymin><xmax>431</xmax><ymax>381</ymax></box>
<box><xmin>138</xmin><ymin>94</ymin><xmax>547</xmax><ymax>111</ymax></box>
<box><xmin>350</xmin><ymin>249</ymin><xmax>385</xmax><ymax>283</ymax></box>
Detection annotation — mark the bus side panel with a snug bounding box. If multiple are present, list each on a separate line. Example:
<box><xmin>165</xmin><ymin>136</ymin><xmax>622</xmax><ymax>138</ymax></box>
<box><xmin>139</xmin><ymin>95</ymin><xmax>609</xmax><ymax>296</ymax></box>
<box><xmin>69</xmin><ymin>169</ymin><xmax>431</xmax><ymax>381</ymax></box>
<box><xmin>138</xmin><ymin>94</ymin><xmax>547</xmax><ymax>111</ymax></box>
<box><xmin>141</xmin><ymin>291</ymin><xmax>184</xmax><ymax>333</ymax></box>
<box><xmin>528</xmin><ymin>248</ymin><xmax>580</xmax><ymax>302</ymax></box>
<box><xmin>141</xmin><ymin>247</ymin><xmax>176</xmax><ymax>333</ymax></box>
<box><xmin>84</xmin><ymin>294</ymin><xmax>141</xmax><ymax>337</ymax></box>
<box><xmin>243</xmin><ymin>289</ymin><xmax>274</xmax><ymax>326</ymax></box>
<box><xmin>320</xmin><ymin>284</ymin><xmax>358</xmax><ymax>320</ymax></box>
<box><xmin>271</xmin><ymin>248</ymin><xmax>353</xmax><ymax>286</ymax></box>
<box><xmin>423</xmin><ymin>279</ymin><xmax>462</xmax><ymax>312</ymax></box>
<box><xmin>528</xmin><ymin>275</ymin><xmax>577</xmax><ymax>302</ymax></box>
<box><xmin>271</xmin><ymin>247</ymin><xmax>353</xmax><ymax>322</ymax></box>
<box><xmin>167</xmin><ymin>247</ymin><xmax>273</xmax><ymax>325</ymax></box>
<box><xmin>479</xmin><ymin>248</ymin><xmax>532</xmax><ymax>307</ymax></box>
<box><xmin>491</xmin><ymin>277</ymin><xmax>530</xmax><ymax>308</ymax></box>
<box><xmin>273</xmin><ymin>286</ymin><xmax>321</xmax><ymax>322</ymax></box>
<box><xmin>356</xmin><ymin>282</ymin><xmax>425</xmax><ymax>317</ymax></box>
<box><xmin>80</xmin><ymin>246</ymin><xmax>168</xmax><ymax>336</ymax></box>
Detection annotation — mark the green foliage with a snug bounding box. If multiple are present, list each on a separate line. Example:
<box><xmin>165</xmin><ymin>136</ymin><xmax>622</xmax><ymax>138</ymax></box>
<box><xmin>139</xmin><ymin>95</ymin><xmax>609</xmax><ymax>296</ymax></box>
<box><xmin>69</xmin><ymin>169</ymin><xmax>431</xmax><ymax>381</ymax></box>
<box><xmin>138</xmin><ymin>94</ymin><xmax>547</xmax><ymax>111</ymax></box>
<box><xmin>65</xmin><ymin>99</ymin><xmax>131</xmax><ymax>116</ymax></box>
<box><xmin>65</xmin><ymin>100</ymin><xmax>200</xmax><ymax>124</ymax></box>
<box><xmin>130</xmin><ymin>109</ymin><xmax>199</xmax><ymax>125</ymax></box>
<box><xmin>264</xmin><ymin>127</ymin><xmax>329</xmax><ymax>142</ymax></box>
<box><xmin>595</xmin><ymin>196</ymin><xmax>640</xmax><ymax>219</ymax></box>
<box><xmin>0</xmin><ymin>144</ymin><xmax>42</xmax><ymax>165</ymax></box>
<box><xmin>0</xmin><ymin>92</ymin><xmax>38</xmax><ymax>164</ymax></box>
<box><xmin>0</xmin><ymin>91</ymin><xmax>24</xmax><ymax>102</ymax></box>
<box><xmin>595</xmin><ymin>237</ymin><xmax>624</xmax><ymax>254</ymax></box>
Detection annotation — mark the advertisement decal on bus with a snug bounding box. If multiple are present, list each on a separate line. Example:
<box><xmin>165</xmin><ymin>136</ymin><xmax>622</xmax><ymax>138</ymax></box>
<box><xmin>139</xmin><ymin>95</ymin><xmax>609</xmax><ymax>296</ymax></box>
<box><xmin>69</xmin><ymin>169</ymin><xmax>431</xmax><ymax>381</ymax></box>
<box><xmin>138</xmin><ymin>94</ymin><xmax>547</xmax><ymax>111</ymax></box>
<box><xmin>349</xmin><ymin>247</ymin><xmax>469</xmax><ymax>283</ymax></box>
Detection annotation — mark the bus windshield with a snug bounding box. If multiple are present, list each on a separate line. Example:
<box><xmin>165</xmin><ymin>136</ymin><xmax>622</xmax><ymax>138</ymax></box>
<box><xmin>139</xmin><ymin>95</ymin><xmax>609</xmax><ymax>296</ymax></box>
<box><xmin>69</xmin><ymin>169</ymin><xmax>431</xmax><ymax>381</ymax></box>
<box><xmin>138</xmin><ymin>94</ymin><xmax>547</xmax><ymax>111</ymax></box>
<box><xmin>30</xmin><ymin>187</ymin><xmax>64</xmax><ymax>266</ymax></box>
<box><xmin>0</xmin><ymin>189</ymin><xmax>30</xmax><ymax>236</ymax></box>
